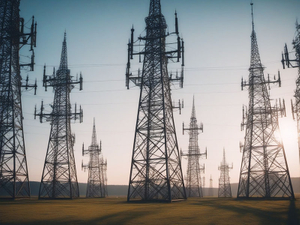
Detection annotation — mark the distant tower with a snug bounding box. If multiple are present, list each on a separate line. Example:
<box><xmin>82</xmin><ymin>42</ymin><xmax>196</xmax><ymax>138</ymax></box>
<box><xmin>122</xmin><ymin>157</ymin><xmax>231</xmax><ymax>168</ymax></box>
<box><xmin>82</xmin><ymin>119</ymin><xmax>107</xmax><ymax>198</ymax></box>
<box><xmin>218</xmin><ymin>149</ymin><xmax>232</xmax><ymax>198</ymax></box>
<box><xmin>35</xmin><ymin>33</ymin><xmax>83</xmax><ymax>199</ymax></box>
<box><xmin>125</xmin><ymin>0</ymin><xmax>186</xmax><ymax>202</ymax></box>
<box><xmin>0</xmin><ymin>0</ymin><xmax>37</xmax><ymax>199</ymax></box>
<box><xmin>281</xmin><ymin>21</ymin><xmax>300</xmax><ymax>159</ymax></box>
<box><xmin>209</xmin><ymin>175</ymin><xmax>213</xmax><ymax>197</ymax></box>
<box><xmin>99</xmin><ymin>156</ymin><xmax>108</xmax><ymax>197</ymax></box>
<box><xmin>238</xmin><ymin>3</ymin><xmax>294</xmax><ymax>199</ymax></box>
<box><xmin>182</xmin><ymin>97</ymin><xmax>207</xmax><ymax>197</ymax></box>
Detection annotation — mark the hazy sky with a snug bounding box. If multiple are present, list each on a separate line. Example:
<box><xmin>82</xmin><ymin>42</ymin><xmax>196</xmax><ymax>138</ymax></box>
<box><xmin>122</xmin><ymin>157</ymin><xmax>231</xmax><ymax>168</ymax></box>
<box><xmin>19</xmin><ymin>0</ymin><xmax>300</xmax><ymax>187</ymax></box>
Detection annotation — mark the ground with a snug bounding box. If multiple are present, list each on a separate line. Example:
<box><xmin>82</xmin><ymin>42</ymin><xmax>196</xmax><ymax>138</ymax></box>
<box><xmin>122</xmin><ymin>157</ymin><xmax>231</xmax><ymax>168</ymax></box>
<box><xmin>0</xmin><ymin>197</ymin><xmax>299</xmax><ymax>224</ymax></box>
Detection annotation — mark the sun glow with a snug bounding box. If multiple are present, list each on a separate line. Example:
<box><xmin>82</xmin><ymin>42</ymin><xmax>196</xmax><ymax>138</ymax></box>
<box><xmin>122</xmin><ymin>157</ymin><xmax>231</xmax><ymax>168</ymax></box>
<box><xmin>279</xmin><ymin>117</ymin><xmax>298</xmax><ymax>145</ymax></box>
<box><xmin>278</xmin><ymin>117</ymin><xmax>300</xmax><ymax>166</ymax></box>
<box><xmin>278</xmin><ymin>117</ymin><xmax>300</xmax><ymax>177</ymax></box>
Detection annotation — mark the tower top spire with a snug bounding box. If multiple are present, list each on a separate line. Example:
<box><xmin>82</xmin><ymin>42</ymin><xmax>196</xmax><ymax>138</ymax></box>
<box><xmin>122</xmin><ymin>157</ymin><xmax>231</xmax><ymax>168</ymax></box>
<box><xmin>59</xmin><ymin>32</ymin><xmax>68</xmax><ymax>70</ymax></box>
<box><xmin>222</xmin><ymin>148</ymin><xmax>228</xmax><ymax>166</ymax></box>
<box><xmin>64</xmin><ymin>31</ymin><xmax>67</xmax><ymax>42</ymax></box>
<box><xmin>250</xmin><ymin>1</ymin><xmax>254</xmax><ymax>31</ymax></box>
<box><xmin>91</xmin><ymin>118</ymin><xmax>98</xmax><ymax>146</ymax></box>
<box><xmin>191</xmin><ymin>95</ymin><xmax>196</xmax><ymax>119</ymax></box>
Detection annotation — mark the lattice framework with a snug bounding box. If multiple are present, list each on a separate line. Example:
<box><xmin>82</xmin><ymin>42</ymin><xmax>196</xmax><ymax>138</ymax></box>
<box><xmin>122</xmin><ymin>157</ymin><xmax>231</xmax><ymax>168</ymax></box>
<box><xmin>0</xmin><ymin>0</ymin><xmax>36</xmax><ymax>199</ymax></box>
<box><xmin>237</xmin><ymin>3</ymin><xmax>294</xmax><ymax>199</ymax></box>
<box><xmin>35</xmin><ymin>33</ymin><xmax>83</xmax><ymax>199</ymax></box>
<box><xmin>282</xmin><ymin>22</ymin><xmax>300</xmax><ymax>159</ymax></box>
<box><xmin>82</xmin><ymin>119</ymin><xmax>107</xmax><ymax>198</ymax></box>
<box><xmin>126</xmin><ymin>0</ymin><xmax>186</xmax><ymax>202</ymax></box>
<box><xmin>182</xmin><ymin>97</ymin><xmax>206</xmax><ymax>197</ymax></box>
<box><xmin>218</xmin><ymin>149</ymin><xmax>232</xmax><ymax>198</ymax></box>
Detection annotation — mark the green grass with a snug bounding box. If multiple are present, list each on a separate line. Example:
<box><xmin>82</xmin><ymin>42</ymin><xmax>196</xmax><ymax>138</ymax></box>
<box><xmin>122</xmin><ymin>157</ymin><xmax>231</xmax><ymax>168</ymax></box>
<box><xmin>0</xmin><ymin>197</ymin><xmax>299</xmax><ymax>225</ymax></box>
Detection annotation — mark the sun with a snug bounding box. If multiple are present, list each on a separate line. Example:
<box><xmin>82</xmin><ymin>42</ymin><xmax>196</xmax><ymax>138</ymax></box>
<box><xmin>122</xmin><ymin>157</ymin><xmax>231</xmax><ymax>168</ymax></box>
<box><xmin>278</xmin><ymin>117</ymin><xmax>298</xmax><ymax>149</ymax></box>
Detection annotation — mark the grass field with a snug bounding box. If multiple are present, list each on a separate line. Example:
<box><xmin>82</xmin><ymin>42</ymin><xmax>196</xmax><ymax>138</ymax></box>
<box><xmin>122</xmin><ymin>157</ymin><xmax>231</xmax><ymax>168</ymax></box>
<box><xmin>0</xmin><ymin>197</ymin><xmax>300</xmax><ymax>225</ymax></box>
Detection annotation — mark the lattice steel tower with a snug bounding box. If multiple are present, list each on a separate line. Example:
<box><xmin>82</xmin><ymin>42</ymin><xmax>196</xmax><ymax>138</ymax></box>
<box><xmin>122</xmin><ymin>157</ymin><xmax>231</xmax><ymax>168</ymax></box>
<box><xmin>282</xmin><ymin>22</ymin><xmax>300</xmax><ymax>159</ymax></box>
<box><xmin>208</xmin><ymin>175</ymin><xmax>213</xmax><ymax>197</ymax></box>
<box><xmin>182</xmin><ymin>97</ymin><xmax>207</xmax><ymax>197</ymax></box>
<box><xmin>126</xmin><ymin>0</ymin><xmax>186</xmax><ymax>202</ymax></box>
<box><xmin>82</xmin><ymin>119</ymin><xmax>107</xmax><ymax>198</ymax></box>
<box><xmin>0</xmin><ymin>0</ymin><xmax>37</xmax><ymax>199</ymax></box>
<box><xmin>218</xmin><ymin>149</ymin><xmax>232</xmax><ymax>198</ymax></box>
<box><xmin>35</xmin><ymin>33</ymin><xmax>83</xmax><ymax>199</ymax></box>
<box><xmin>237</xmin><ymin>3</ymin><xmax>294</xmax><ymax>199</ymax></box>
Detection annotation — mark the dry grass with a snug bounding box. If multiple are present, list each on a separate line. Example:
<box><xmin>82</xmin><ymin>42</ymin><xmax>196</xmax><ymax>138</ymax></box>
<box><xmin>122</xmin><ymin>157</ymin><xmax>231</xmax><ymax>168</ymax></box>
<box><xmin>0</xmin><ymin>197</ymin><xmax>299</xmax><ymax>225</ymax></box>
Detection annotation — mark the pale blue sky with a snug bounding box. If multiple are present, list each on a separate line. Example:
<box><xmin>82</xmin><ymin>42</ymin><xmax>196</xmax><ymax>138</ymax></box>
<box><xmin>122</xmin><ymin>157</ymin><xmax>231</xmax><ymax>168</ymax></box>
<box><xmin>19</xmin><ymin>0</ymin><xmax>300</xmax><ymax>188</ymax></box>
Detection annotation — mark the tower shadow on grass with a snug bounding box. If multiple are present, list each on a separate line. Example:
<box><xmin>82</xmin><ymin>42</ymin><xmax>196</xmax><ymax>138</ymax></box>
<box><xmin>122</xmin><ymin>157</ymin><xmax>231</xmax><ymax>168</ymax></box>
<box><xmin>86</xmin><ymin>210</ymin><xmax>159</xmax><ymax>225</ymax></box>
<box><xmin>288</xmin><ymin>200</ymin><xmax>300</xmax><ymax>225</ymax></box>
<box><xmin>15</xmin><ymin>209</ymin><xmax>159</xmax><ymax>225</ymax></box>
<box><xmin>192</xmin><ymin>198</ymin><xmax>288</xmax><ymax>224</ymax></box>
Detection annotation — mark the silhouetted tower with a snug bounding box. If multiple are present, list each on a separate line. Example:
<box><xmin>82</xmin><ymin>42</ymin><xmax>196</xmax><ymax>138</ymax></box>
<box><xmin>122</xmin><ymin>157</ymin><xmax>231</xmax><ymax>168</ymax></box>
<box><xmin>100</xmin><ymin>156</ymin><xmax>108</xmax><ymax>197</ymax></box>
<box><xmin>209</xmin><ymin>175</ymin><xmax>213</xmax><ymax>197</ymax></box>
<box><xmin>218</xmin><ymin>149</ymin><xmax>232</xmax><ymax>198</ymax></box>
<box><xmin>126</xmin><ymin>0</ymin><xmax>186</xmax><ymax>202</ymax></box>
<box><xmin>34</xmin><ymin>33</ymin><xmax>83</xmax><ymax>199</ymax></box>
<box><xmin>82</xmin><ymin>119</ymin><xmax>107</xmax><ymax>198</ymax></box>
<box><xmin>282</xmin><ymin>22</ymin><xmax>300</xmax><ymax>159</ymax></box>
<box><xmin>182</xmin><ymin>97</ymin><xmax>207</xmax><ymax>197</ymax></box>
<box><xmin>237</xmin><ymin>3</ymin><xmax>294</xmax><ymax>199</ymax></box>
<box><xmin>0</xmin><ymin>0</ymin><xmax>37</xmax><ymax>199</ymax></box>
<box><xmin>100</xmin><ymin>154</ymin><xmax>108</xmax><ymax>197</ymax></box>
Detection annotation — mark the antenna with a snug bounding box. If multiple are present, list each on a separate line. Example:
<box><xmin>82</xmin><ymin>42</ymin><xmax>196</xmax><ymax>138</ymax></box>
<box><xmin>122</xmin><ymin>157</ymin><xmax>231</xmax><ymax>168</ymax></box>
<box><xmin>126</xmin><ymin>0</ymin><xmax>186</xmax><ymax>202</ymax></box>
<box><xmin>218</xmin><ymin>149</ymin><xmax>233</xmax><ymax>198</ymax></box>
<box><xmin>181</xmin><ymin>97</ymin><xmax>207</xmax><ymax>197</ymax></box>
<box><xmin>175</xmin><ymin>11</ymin><xmax>179</xmax><ymax>35</ymax></box>
<box><xmin>237</xmin><ymin>2</ymin><xmax>294</xmax><ymax>199</ymax></box>
<box><xmin>250</xmin><ymin>1</ymin><xmax>254</xmax><ymax>31</ymax></box>
<box><xmin>35</xmin><ymin>33</ymin><xmax>83</xmax><ymax>199</ymax></box>
<box><xmin>82</xmin><ymin>119</ymin><xmax>107</xmax><ymax>197</ymax></box>
<box><xmin>0</xmin><ymin>1</ymin><xmax>37</xmax><ymax>199</ymax></box>
<box><xmin>281</xmin><ymin>17</ymin><xmax>300</xmax><ymax>160</ymax></box>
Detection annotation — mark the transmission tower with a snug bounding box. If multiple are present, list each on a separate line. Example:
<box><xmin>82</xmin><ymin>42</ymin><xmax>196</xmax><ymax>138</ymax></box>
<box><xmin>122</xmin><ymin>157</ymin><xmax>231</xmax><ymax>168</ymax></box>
<box><xmin>237</xmin><ymin>3</ymin><xmax>294</xmax><ymax>199</ymax></box>
<box><xmin>100</xmin><ymin>156</ymin><xmax>108</xmax><ymax>197</ymax></box>
<box><xmin>126</xmin><ymin>0</ymin><xmax>186</xmax><ymax>202</ymax></box>
<box><xmin>0</xmin><ymin>0</ymin><xmax>37</xmax><ymax>199</ymax></box>
<box><xmin>208</xmin><ymin>175</ymin><xmax>213</xmax><ymax>197</ymax></box>
<box><xmin>34</xmin><ymin>33</ymin><xmax>83</xmax><ymax>199</ymax></box>
<box><xmin>181</xmin><ymin>97</ymin><xmax>207</xmax><ymax>197</ymax></box>
<box><xmin>82</xmin><ymin>119</ymin><xmax>107</xmax><ymax>198</ymax></box>
<box><xmin>218</xmin><ymin>149</ymin><xmax>232</xmax><ymax>198</ymax></box>
<box><xmin>282</xmin><ymin>22</ymin><xmax>300</xmax><ymax>159</ymax></box>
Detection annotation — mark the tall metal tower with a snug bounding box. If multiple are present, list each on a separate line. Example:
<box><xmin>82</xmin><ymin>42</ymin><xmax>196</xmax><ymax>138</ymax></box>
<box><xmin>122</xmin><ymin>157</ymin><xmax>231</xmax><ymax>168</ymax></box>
<box><xmin>0</xmin><ymin>0</ymin><xmax>37</xmax><ymax>199</ymax></box>
<box><xmin>35</xmin><ymin>33</ymin><xmax>83</xmax><ymax>199</ymax></box>
<box><xmin>82</xmin><ymin>119</ymin><xmax>107</xmax><ymax>198</ymax></box>
<box><xmin>208</xmin><ymin>175</ymin><xmax>213</xmax><ymax>197</ymax></box>
<box><xmin>126</xmin><ymin>0</ymin><xmax>186</xmax><ymax>202</ymax></box>
<box><xmin>237</xmin><ymin>3</ymin><xmax>294</xmax><ymax>199</ymax></box>
<box><xmin>99</xmin><ymin>155</ymin><xmax>108</xmax><ymax>197</ymax></box>
<box><xmin>281</xmin><ymin>22</ymin><xmax>300</xmax><ymax>159</ymax></box>
<box><xmin>182</xmin><ymin>97</ymin><xmax>207</xmax><ymax>197</ymax></box>
<box><xmin>218</xmin><ymin>149</ymin><xmax>232</xmax><ymax>198</ymax></box>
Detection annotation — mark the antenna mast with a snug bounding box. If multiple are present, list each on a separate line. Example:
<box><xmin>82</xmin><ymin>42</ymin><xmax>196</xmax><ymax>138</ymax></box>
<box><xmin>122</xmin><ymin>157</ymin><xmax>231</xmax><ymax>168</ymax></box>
<box><xmin>208</xmin><ymin>175</ymin><xmax>213</xmax><ymax>197</ymax></box>
<box><xmin>0</xmin><ymin>0</ymin><xmax>37</xmax><ymax>199</ymax></box>
<box><xmin>218</xmin><ymin>149</ymin><xmax>233</xmax><ymax>198</ymax></box>
<box><xmin>237</xmin><ymin>2</ymin><xmax>294</xmax><ymax>199</ymax></box>
<box><xmin>126</xmin><ymin>0</ymin><xmax>186</xmax><ymax>202</ymax></box>
<box><xmin>82</xmin><ymin>119</ymin><xmax>108</xmax><ymax>198</ymax></box>
<box><xmin>35</xmin><ymin>33</ymin><xmax>83</xmax><ymax>199</ymax></box>
<box><xmin>182</xmin><ymin>97</ymin><xmax>207</xmax><ymax>197</ymax></box>
<box><xmin>281</xmin><ymin>19</ymin><xmax>300</xmax><ymax>160</ymax></box>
